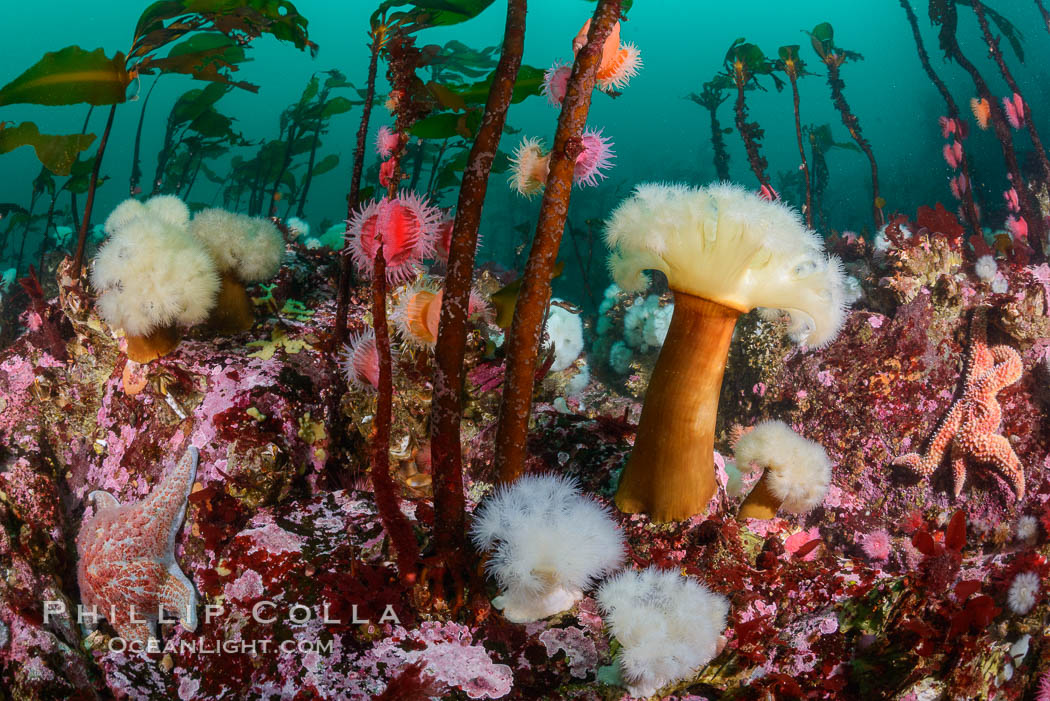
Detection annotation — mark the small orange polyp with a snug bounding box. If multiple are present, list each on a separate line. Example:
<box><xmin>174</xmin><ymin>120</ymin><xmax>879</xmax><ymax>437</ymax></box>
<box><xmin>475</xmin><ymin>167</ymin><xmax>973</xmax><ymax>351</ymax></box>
<box><xmin>402</xmin><ymin>288</ymin><xmax>440</xmax><ymax>345</ymax></box>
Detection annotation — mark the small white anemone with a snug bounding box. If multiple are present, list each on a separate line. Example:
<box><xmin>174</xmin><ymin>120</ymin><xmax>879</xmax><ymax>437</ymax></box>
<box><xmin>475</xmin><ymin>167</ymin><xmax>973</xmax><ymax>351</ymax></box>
<box><xmin>470</xmin><ymin>473</ymin><xmax>625</xmax><ymax>623</ymax></box>
<box><xmin>597</xmin><ymin>567</ymin><xmax>728</xmax><ymax>698</ymax></box>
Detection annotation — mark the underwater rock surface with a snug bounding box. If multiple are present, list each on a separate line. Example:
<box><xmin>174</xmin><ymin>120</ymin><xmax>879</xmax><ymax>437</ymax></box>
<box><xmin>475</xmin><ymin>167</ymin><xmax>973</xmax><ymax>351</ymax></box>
<box><xmin>0</xmin><ymin>215</ymin><xmax>1048</xmax><ymax>700</ymax></box>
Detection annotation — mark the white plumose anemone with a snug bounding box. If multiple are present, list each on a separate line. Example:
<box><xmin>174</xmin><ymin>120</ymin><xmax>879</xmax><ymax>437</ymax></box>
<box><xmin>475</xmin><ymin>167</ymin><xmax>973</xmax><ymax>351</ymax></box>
<box><xmin>605</xmin><ymin>182</ymin><xmax>845</xmax><ymax>522</ymax></box>
<box><xmin>735</xmin><ymin>419</ymin><xmax>832</xmax><ymax>518</ymax></box>
<box><xmin>91</xmin><ymin>197</ymin><xmax>219</xmax><ymax>361</ymax></box>
<box><xmin>597</xmin><ymin>567</ymin><xmax>729</xmax><ymax>698</ymax></box>
<box><xmin>470</xmin><ymin>473</ymin><xmax>624</xmax><ymax>623</ymax></box>
<box><xmin>189</xmin><ymin>209</ymin><xmax>284</xmax><ymax>282</ymax></box>
<box><xmin>544</xmin><ymin>303</ymin><xmax>584</xmax><ymax>372</ymax></box>
<box><xmin>606</xmin><ymin>182</ymin><xmax>846</xmax><ymax>347</ymax></box>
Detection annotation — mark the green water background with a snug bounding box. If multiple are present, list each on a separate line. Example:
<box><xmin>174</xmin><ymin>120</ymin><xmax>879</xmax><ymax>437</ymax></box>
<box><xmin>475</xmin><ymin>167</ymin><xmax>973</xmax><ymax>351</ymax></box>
<box><xmin>2</xmin><ymin>0</ymin><xmax>1049</xmax><ymax>307</ymax></box>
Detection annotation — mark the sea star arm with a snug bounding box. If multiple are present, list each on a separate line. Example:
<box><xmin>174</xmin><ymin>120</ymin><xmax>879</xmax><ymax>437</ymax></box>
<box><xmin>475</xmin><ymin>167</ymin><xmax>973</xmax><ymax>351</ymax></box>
<box><xmin>950</xmin><ymin>442</ymin><xmax>967</xmax><ymax>497</ymax></box>
<box><xmin>893</xmin><ymin>402</ymin><xmax>963</xmax><ymax>478</ymax></box>
<box><xmin>966</xmin><ymin>433</ymin><xmax>1025</xmax><ymax>499</ymax></box>
<box><xmin>962</xmin><ymin>308</ymin><xmax>994</xmax><ymax>383</ymax></box>
<box><xmin>138</xmin><ymin>447</ymin><xmax>198</xmax><ymax>559</ymax></box>
<box><xmin>161</xmin><ymin>565</ymin><xmax>199</xmax><ymax>632</ymax></box>
<box><xmin>112</xmin><ymin>620</ymin><xmax>156</xmax><ymax>648</ymax></box>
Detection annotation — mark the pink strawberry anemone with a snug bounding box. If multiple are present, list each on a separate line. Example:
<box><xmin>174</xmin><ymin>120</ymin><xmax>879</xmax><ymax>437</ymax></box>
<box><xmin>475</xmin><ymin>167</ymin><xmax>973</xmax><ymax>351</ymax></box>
<box><xmin>542</xmin><ymin>62</ymin><xmax>571</xmax><ymax>107</ymax></box>
<box><xmin>340</xmin><ymin>328</ymin><xmax>381</xmax><ymax>391</ymax></box>
<box><xmin>345</xmin><ymin>191</ymin><xmax>440</xmax><ymax>283</ymax></box>
<box><xmin>509</xmin><ymin>137</ymin><xmax>551</xmax><ymax>198</ymax></box>
<box><xmin>376</xmin><ymin>125</ymin><xmax>400</xmax><ymax>158</ymax></box>
<box><xmin>573</xmin><ymin>128</ymin><xmax>615</xmax><ymax>188</ymax></box>
<box><xmin>1003</xmin><ymin>93</ymin><xmax>1025</xmax><ymax>129</ymax></box>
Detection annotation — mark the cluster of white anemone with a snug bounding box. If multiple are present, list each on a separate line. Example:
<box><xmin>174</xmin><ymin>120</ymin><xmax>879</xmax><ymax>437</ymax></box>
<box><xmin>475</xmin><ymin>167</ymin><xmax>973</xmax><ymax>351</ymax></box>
<box><xmin>90</xmin><ymin>196</ymin><xmax>285</xmax><ymax>341</ymax></box>
<box><xmin>471</xmin><ymin>474</ymin><xmax>729</xmax><ymax>696</ymax></box>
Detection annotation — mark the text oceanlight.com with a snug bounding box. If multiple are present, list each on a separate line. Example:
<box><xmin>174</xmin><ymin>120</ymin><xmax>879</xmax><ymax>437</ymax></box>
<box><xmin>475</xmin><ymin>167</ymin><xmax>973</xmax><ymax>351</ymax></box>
<box><xmin>43</xmin><ymin>600</ymin><xmax>402</xmax><ymax>654</ymax></box>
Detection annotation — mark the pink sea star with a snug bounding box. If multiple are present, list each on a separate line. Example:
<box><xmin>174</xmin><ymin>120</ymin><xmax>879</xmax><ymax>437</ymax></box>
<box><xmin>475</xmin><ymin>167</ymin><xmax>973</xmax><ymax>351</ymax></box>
<box><xmin>893</xmin><ymin>309</ymin><xmax>1025</xmax><ymax>499</ymax></box>
<box><xmin>76</xmin><ymin>446</ymin><xmax>200</xmax><ymax>645</ymax></box>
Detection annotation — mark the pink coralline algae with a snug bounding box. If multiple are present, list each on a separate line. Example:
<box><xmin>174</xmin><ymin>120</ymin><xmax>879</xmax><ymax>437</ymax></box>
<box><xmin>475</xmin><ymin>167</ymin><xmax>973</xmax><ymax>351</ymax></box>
<box><xmin>893</xmin><ymin>308</ymin><xmax>1025</xmax><ymax>499</ymax></box>
<box><xmin>366</xmin><ymin>621</ymin><xmax>513</xmax><ymax>699</ymax></box>
<box><xmin>75</xmin><ymin>446</ymin><xmax>200</xmax><ymax>645</ymax></box>
<box><xmin>539</xmin><ymin>626</ymin><xmax>599</xmax><ymax>679</ymax></box>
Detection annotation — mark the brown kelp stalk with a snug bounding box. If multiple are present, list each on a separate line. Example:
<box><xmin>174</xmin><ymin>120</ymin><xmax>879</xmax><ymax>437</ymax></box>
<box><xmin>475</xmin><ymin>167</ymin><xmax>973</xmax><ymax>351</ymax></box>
<box><xmin>687</xmin><ymin>79</ymin><xmax>731</xmax><ymax>181</ymax></box>
<box><xmin>808</xmin><ymin>24</ymin><xmax>883</xmax><ymax>229</ymax></box>
<box><xmin>370</xmin><ymin>209</ymin><xmax>421</xmax><ymax>584</ymax></box>
<box><xmin>931</xmin><ymin>2</ymin><xmax>1045</xmax><ymax>250</ymax></box>
<box><xmin>898</xmin><ymin>0</ymin><xmax>980</xmax><ymax>235</ymax></box>
<box><xmin>495</xmin><ymin>0</ymin><xmax>622</xmax><ymax>484</ymax></box>
<box><xmin>726</xmin><ymin>42</ymin><xmax>773</xmax><ymax>194</ymax></box>
<box><xmin>777</xmin><ymin>46</ymin><xmax>813</xmax><ymax>227</ymax></box>
<box><xmin>972</xmin><ymin>0</ymin><xmax>1050</xmax><ymax>179</ymax></box>
<box><xmin>366</xmin><ymin>30</ymin><xmax>429</xmax><ymax>582</ymax></box>
<box><xmin>431</xmin><ymin>0</ymin><xmax>527</xmax><ymax>564</ymax></box>
<box><xmin>334</xmin><ymin>29</ymin><xmax>384</xmax><ymax>350</ymax></box>
<box><xmin>71</xmin><ymin>104</ymin><xmax>116</xmax><ymax>279</ymax></box>
<box><xmin>1037</xmin><ymin>0</ymin><xmax>1050</xmax><ymax>33</ymax></box>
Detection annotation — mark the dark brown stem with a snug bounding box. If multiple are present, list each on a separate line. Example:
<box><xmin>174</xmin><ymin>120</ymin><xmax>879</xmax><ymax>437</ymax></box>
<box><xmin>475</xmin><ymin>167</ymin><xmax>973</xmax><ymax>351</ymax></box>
<box><xmin>425</xmin><ymin>138</ymin><xmax>449</xmax><ymax>198</ymax></box>
<box><xmin>15</xmin><ymin>185</ymin><xmax>41</xmax><ymax>274</ymax></box>
<box><xmin>269</xmin><ymin>122</ymin><xmax>301</xmax><ymax>217</ymax></box>
<box><xmin>972</xmin><ymin>0</ymin><xmax>1050</xmax><ymax>179</ymax></box>
<box><xmin>370</xmin><ymin>231</ymin><xmax>420</xmax><ymax>584</ymax></box>
<box><xmin>732</xmin><ymin>75</ymin><xmax>770</xmax><ymax>191</ymax></box>
<box><xmin>71</xmin><ymin>104</ymin><xmax>116</xmax><ymax>281</ymax></box>
<box><xmin>899</xmin><ymin>0</ymin><xmax>981</xmax><ymax>235</ymax></box>
<box><xmin>297</xmin><ymin>95</ymin><xmax>326</xmax><ymax>219</ymax></box>
<box><xmin>494</xmin><ymin>0</ymin><xmax>621</xmax><ymax>484</ymax></box>
<box><xmin>707</xmin><ymin>104</ymin><xmax>730</xmax><ymax>182</ymax></box>
<box><xmin>1037</xmin><ymin>0</ymin><xmax>1050</xmax><ymax>33</ymax></box>
<box><xmin>431</xmin><ymin>0</ymin><xmax>527</xmax><ymax>561</ymax></box>
<box><xmin>408</xmin><ymin>138</ymin><xmax>425</xmax><ymax>191</ymax></box>
<box><xmin>37</xmin><ymin>193</ymin><xmax>58</xmax><ymax>274</ymax></box>
<box><xmin>825</xmin><ymin>61</ymin><xmax>882</xmax><ymax>229</ymax></box>
<box><xmin>334</xmin><ymin>31</ymin><xmax>382</xmax><ymax>350</ymax></box>
<box><xmin>787</xmin><ymin>71</ymin><xmax>813</xmax><ymax>228</ymax></box>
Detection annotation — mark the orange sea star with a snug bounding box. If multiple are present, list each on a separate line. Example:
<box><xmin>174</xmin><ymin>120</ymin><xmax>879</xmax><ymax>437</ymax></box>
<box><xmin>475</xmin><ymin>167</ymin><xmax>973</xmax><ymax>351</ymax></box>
<box><xmin>894</xmin><ymin>309</ymin><xmax>1025</xmax><ymax>499</ymax></box>
<box><xmin>76</xmin><ymin>446</ymin><xmax>200</xmax><ymax>646</ymax></box>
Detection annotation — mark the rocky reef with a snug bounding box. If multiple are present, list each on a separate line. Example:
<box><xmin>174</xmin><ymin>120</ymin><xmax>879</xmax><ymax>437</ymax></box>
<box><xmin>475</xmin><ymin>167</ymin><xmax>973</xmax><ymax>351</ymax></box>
<box><xmin>1</xmin><ymin>206</ymin><xmax>1050</xmax><ymax>700</ymax></box>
